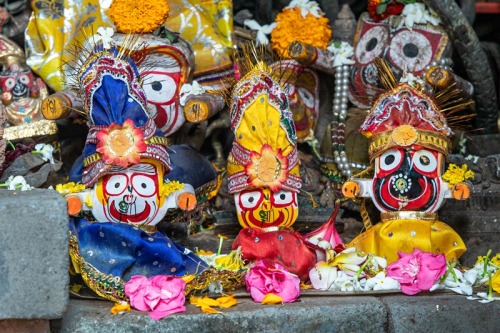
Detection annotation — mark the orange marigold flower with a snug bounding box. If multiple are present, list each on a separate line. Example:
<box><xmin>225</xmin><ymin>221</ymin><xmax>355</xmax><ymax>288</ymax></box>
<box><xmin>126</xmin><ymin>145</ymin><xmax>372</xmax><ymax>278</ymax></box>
<box><xmin>108</xmin><ymin>0</ymin><xmax>170</xmax><ymax>33</ymax></box>
<box><xmin>96</xmin><ymin>119</ymin><xmax>146</xmax><ymax>168</ymax></box>
<box><xmin>271</xmin><ymin>7</ymin><xmax>332</xmax><ymax>58</ymax></box>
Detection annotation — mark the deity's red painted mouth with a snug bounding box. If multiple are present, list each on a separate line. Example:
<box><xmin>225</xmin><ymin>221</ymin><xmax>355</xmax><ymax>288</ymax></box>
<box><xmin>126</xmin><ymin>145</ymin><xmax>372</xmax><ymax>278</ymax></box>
<box><xmin>245</xmin><ymin>210</ymin><xmax>285</xmax><ymax>228</ymax></box>
<box><xmin>109</xmin><ymin>201</ymin><xmax>152</xmax><ymax>223</ymax></box>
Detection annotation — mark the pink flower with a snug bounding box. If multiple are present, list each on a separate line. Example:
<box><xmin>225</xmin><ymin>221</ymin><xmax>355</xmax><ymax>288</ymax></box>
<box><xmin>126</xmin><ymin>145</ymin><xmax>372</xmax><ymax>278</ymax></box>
<box><xmin>124</xmin><ymin>275</ymin><xmax>186</xmax><ymax>320</ymax></box>
<box><xmin>245</xmin><ymin>260</ymin><xmax>301</xmax><ymax>303</ymax></box>
<box><xmin>124</xmin><ymin>275</ymin><xmax>150</xmax><ymax>311</ymax></box>
<box><xmin>386</xmin><ymin>248</ymin><xmax>447</xmax><ymax>295</ymax></box>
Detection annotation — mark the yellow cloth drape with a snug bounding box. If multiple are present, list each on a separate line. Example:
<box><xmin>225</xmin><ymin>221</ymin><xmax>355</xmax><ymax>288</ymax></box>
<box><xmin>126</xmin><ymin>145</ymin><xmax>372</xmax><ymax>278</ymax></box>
<box><xmin>347</xmin><ymin>218</ymin><xmax>466</xmax><ymax>263</ymax></box>
<box><xmin>25</xmin><ymin>0</ymin><xmax>233</xmax><ymax>91</ymax></box>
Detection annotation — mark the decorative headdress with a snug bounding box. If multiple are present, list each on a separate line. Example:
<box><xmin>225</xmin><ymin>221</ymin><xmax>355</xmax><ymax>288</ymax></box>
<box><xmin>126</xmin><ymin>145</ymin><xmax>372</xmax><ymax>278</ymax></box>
<box><xmin>227</xmin><ymin>61</ymin><xmax>301</xmax><ymax>194</ymax></box>
<box><xmin>73</xmin><ymin>42</ymin><xmax>171</xmax><ymax>187</ymax></box>
<box><xmin>361</xmin><ymin>58</ymin><xmax>474</xmax><ymax>161</ymax></box>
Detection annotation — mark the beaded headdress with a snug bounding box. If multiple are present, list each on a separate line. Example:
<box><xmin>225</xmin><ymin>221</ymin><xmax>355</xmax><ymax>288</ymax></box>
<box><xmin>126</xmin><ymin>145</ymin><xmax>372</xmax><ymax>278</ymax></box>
<box><xmin>361</xmin><ymin>59</ymin><xmax>474</xmax><ymax>162</ymax></box>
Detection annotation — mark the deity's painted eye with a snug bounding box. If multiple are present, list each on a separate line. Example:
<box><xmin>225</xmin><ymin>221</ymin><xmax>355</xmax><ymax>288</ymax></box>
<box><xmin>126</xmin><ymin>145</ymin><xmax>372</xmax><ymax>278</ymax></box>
<box><xmin>412</xmin><ymin>150</ymin><xmax>438</xmax><ymax>174</ymax></box>
<box><xmin>131</xmin><ymin>174</ymin><xmax>156</xmax><ymax>197</ymax></box>
<box><xmin>272</xmin><ymin>190</ymin><xmax>295</xmax><ymax>207</ymax></box>
<box><xmin>297</xmin><ymin>87</ymin><xmax>315</xmax><ymax>108</ymax></box>
<box><xmin>142</xmin><ymin>72</ymin><xmax>177</xmax><ymax>104</ymax></box>
<box><xmin>238</xmin><ymin>190</ymin><xmax>263</xmax><ymax>210</ymax></box>
<box><xmin>388</xmin><ymin>30</ymin><xmax>433</xmax><ymax>73</ymax></box>
<box><xmin>104</xmin><ymin>174</ymin><xmax>127</xmax><ymax>196</ymax></box>
<box><xmin>379</xmin><ymin>149</ymin><xmax>403</xmax><ymax>172</ymax></box>
<box><xmin>355</xmin><ymin>24</ymin><xmax>389</xmax><ymax>64</ymax></box>
<box><xmin>19</xmin><ymin>74</ymin><xmax>30</xmax><ymax>85</ymax></box>
<box><xmin>4</xmin><ymin>77</ymin><xmax>15</xmax><ymax>90</ymax></box>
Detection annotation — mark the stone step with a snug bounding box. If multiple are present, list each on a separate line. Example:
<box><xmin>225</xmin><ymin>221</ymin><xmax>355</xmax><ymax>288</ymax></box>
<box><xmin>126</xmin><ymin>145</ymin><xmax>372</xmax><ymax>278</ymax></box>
<box><xmin>53</xmin><ymin>293</ymin><xmax>500</xmax><ymax>333</ymax></box>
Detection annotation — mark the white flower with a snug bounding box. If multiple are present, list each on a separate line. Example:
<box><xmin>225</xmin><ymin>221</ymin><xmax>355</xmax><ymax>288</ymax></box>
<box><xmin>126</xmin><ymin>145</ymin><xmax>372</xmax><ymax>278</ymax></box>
<box><xmin>94</xmin><ymin>27</ymin><xmax>115</xmax><ymax>49</ymax></box>
<box><xmin>430</xmin><ymin>268</ymin><xmax>475</xmax><ymax>296</ymax></box>
<box><xmin>366</xmin><ymin>255</ymin><xmax>387</xmax><ymax>274</ymax></box>
<box><xmin>400</xmin><ymin>3</ymin><xmax>441</xmax><ymax>29</ymax></box>
<box><xmin>326</xmin><ymin>41</ymin><xmax>355</xmax><ymax>68</ymax></box>
<box><xmin>467</xmin><ymin>292</ymin><xmax>500</xmax><ymax>304</ymax></box>
<box><xmin>286</xmin><ymin>0</ymin><xmax>322</xmax><ymax>18</ymax></box>
<box><xmin>34</xmin><ymin>143</ymin><xmax>55</xmax><ymax>164</ymax></box>
<box><xmin>179</xmin><ymin>81</ymin><xmax>206</xmax><ymax>106</ymax></box>
<box><xmin>309</xmin><ymin>261</ymin><xmax>338</xmax><ymax>291</ymax></box>
<box><xmin>243</xmin><ymin>20</ymin><xmax>277</xmax><ymax>46</ymax></box>
<box><xmin>334</xmin><ymin>271</ymin><xmax>362</xmax><ymax>292</ymax></box>
<box><xmin>399</xmin><ymin>72</ymin><xmax>425</xmax><ymax>87</ymax></box>
<box><xmin>99</xmin><ymin>0</ymin><xmax>113</xmax><ymax>9</ymax></box>
<box><xmin>6</xmin><ymin>175</ymin><xmax>33</xmax><ymax>191</ymax></box>
<box><xmin>363</xmin><ymin>272</ymin><xmax>400</xmax><ymax>291</ymax></box>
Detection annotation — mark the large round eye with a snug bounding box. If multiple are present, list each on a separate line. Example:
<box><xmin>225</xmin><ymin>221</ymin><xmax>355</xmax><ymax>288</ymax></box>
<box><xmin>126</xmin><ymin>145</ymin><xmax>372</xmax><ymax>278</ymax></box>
<box><xmin>4</xmin><ymin>77</ymin><xmax>15</xmax><ymax>90</ymax></box>
<box><xmin>388</xmin><ymin>30</ymin><xmax>433</xmax><ymax>73</ymax></box>
<box><xmin>238</xmin><ymin>190</ymin><xmax>263</xmax><ymax>210</ymax></box>
<box><xmin>412</xmin><ymin>150</ymin><xmax>437</xmax><ymax>173</ymax></box>
<box><xmin>272</xmin><ymin>190</ymin><xmax>295</xmax><ymax>207</ymax></box>
<box><xmin>142</xmin><ymin>73</ymin><xmax>177</xmax><ymax>104</ymax></box>
<box><xmin>19</xmin><ymin>74</ymin><xmax>31</xmax><ymax>85</ymax></box>
<box><xmin>131</xmin><ymin>175</ymin><xmax>156</xmax><ymax>197</ymax></box>
<box><xmin>297</xmin><ymin>87</ymin><xmax>315</xmax><ymax>109</ymax></box>
<box><xmin>379</xmin><ymin>149</ymin><xmax>403</xmax><ymax>172</ymax></box>
<box><xmin>104</xmin><ymin>175</ymin><xmax>127</xmax><ymax>196</ymax></box>
<box><xmin>355</xmin><ymin>25</ymin><xmax>389</xmax><ymax>64</ymax></box>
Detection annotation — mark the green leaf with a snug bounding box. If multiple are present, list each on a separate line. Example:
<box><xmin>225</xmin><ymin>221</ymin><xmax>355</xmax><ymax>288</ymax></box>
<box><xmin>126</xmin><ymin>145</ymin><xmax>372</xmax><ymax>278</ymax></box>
<box><xmin>376</xmin><ymin>3</ymin><xmax>388</xmax><ymax>15</ymax></box>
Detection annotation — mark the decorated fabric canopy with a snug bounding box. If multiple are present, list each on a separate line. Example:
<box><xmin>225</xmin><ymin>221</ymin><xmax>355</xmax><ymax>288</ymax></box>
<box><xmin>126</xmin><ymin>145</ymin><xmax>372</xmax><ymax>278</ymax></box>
<box><xmin>25</xmin><ymin>0</ymin><xmax>233</xmax><ymax>91</ymax></box>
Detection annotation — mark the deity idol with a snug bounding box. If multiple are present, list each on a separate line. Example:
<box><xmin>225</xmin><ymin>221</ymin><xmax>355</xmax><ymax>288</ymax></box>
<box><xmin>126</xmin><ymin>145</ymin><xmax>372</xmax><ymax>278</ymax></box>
<box><xmin>64</xmin><ymin>39</ymin><xmax>207</xmax><ymax>303</ymax></box>
<box><xmin>342</xmin><ymin>59</ymin><xmax>473</xmax><ymax>263</ymax></box>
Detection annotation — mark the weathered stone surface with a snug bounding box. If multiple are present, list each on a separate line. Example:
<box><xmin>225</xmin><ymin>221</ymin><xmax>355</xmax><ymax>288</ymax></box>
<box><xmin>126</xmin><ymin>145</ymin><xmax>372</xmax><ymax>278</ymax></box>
<box><xmin>56</xmin><ymin>292</ymin><xmax>500</xmax><ymax>333</ymax></box>
<box><xmin>0</xmin><ymin>319</ymin><xmax>50</xmax><ymax>333</ymax></box>
<box><xmin>382</xmin><ymin>294</ymin><xmax>500</xmax><ymax>332</ymax></box>
<box><xmin>57</xmin><ymin>296</ymin><xmax>387</xmax><ymax>333</ymax></box>
<box><xmin>0</xmin><ymin>189</ymin><xmax>69</xmax><ymax>319</ymax></box>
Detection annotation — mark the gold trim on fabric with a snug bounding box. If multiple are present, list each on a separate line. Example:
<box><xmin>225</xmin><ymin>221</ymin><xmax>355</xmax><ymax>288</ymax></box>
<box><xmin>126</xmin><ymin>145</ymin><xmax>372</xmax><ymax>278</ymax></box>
<box><xmin>369</xmin><ymin>128</ymin><xmax>451</xmax><ymax>160</ymax></box>
<box><xmin>381</xmin><ymin>211</ymin><xmax>438</xmax><ymax>221</ymax></box>
<box><xmin>69</xmin><ymin>233</ymin><xmax>127</xmax><ymax>303</ymax></box>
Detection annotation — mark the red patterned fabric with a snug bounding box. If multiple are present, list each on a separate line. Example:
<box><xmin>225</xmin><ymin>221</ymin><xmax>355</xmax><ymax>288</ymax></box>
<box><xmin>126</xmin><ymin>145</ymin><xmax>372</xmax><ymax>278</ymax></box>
<box><xmin>232</xmin><ymin>228</ymin><xmax>318</xmax><ymax>281</ymax></box>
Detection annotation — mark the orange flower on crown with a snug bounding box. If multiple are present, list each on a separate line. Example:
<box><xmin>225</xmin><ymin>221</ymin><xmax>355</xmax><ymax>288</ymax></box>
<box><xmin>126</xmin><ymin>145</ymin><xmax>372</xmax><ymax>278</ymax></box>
<box><xmin>245</xmin><ymin>144</ymin><xmax>288</xmax><ymax>192</ymax></box>
<box><xmin>96</xmin><ymin>119</ymin><xmax>147</xmax><ymax>168</ymax></box>
<box><xmin>108</xmin><ymin>0</ymin><xmax>170</xmax><ymax>33</ymax></box>
<box><xmin>271</xmin><ymin>7</ymin><xmax>331</xmax><ymax>58</ymax></box>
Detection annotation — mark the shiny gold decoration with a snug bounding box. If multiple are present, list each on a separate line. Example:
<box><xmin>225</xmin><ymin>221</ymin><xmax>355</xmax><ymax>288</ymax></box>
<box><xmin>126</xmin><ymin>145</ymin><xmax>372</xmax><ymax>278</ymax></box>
<box><xmin>3</xmin><ymin>119</ymin><xmax>57</xmax><ymax>141</ymax></box>
<box><xmin>368</xmin><ymin>128</ymin><xmax>451</xmax><ymax>160</ymax></box>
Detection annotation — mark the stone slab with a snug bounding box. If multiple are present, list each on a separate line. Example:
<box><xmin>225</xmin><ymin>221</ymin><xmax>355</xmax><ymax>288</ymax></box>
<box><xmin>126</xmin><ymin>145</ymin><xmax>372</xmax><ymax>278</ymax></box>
<box><xmin>381</xmin><ymin>293</ymin><xmax>500</xmax><ymax>333</ymax></box>
<box><xmin>0</xmin><ymin>189</ymin><xmax>69</xmax><ymax>319</ymax></box>
<box><xmin>57</xmin><ymin>296</ymin><xmax>387</xmax><ymax>333</ymax></box>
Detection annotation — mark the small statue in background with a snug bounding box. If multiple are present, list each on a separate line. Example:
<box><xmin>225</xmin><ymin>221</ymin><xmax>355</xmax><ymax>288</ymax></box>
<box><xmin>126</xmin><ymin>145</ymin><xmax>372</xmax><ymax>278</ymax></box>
<box><xmin>0</xmin><ymin>34</ymin><xmax>54</xmax><ymax>142</ymax></box>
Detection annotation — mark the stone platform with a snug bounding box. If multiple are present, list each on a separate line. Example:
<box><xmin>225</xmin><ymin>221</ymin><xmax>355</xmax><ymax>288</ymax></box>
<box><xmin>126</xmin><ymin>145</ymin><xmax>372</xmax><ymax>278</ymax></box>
<box><xmin>54</xmin><ymin>292</ymin><xmax>500</xmax><ymax>333</ymax></box>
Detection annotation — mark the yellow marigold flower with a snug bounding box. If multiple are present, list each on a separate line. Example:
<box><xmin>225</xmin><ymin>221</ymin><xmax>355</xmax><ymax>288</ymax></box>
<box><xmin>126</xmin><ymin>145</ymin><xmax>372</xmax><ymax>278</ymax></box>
<box><xmin>108</xmin><ymin>0</ymin><xmax>170</xmax><ymax>33</ymax></box>
<box><xmin>491</xmin><ymin>253</ymin><xmax>500</xmax><ymax>266</ymax></box>
<box><xmin>271</xmin><ymin>7</ymin><xmax>332</xmax><ymax>58</ymax></box>
<box><xmin>162</xmin><ymin>180</ymin><xmax>184</xmax><ymax>197</ymax></box>
<box><xmin>442</xmin><ymin>163</ymin><xmax>474</xmax><ymax>188</ymax></box>
<box><xmin>190</xmin><ymin>294</ymin><xmax>238</xmax><ymax>314</ymax></box>
<box><xmin>214</xmin><ymin>248</ymin><xmax>245</xmax><ymax>271</ymax></box>
<box><xmin>55</xmin><ymin>182</ymin><xmax>86</xmax><ymax>196</ymax></box>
